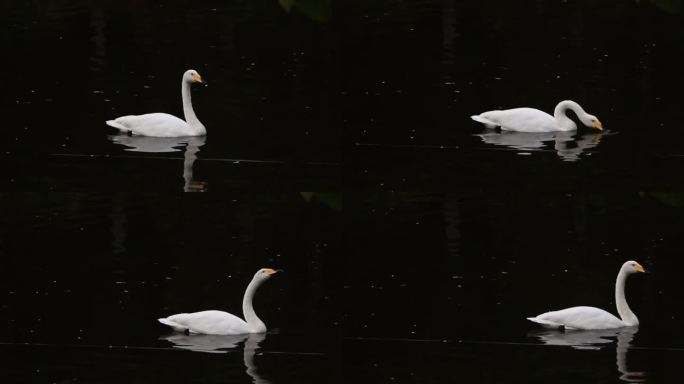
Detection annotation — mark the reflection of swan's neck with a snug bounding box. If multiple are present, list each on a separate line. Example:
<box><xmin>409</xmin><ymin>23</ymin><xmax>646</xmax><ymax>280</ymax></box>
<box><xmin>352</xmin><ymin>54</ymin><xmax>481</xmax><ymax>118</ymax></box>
<box><xmin>242</xmin><ymin>278</ymin><xmax>267</xmax><ymax>333</ymax></box>
<box><xmin>615</xmin><ymin>328</ymin><xmax>645</xmax><ymax>382</ymax></box>
<box><xmin>183</xmin><ymin>140</ymin><xmax>200</xmax><ymax>191</ymax></box>
<box><xmin>615</xmin><ymin>267</ymin><xmax>638</xmax><ymax>326</ymax></box>
<box><xmin>244</xmin><ymin>334</ymin><xmax>269</xmax><ymax>384</ymax></box>
<box><xmin>181</xmin><ymin>79</ymin><xmax>206</xmax><ymax>135</ymax></box>
<box><xmin>553</xmin><ymin>100</ymin><xmax>584</xmax><ymax>131</ymax></box>
<box><xmin>616</xmin><ymin>329</ymin><xmax>633</xmax><ymax>378</ymax></box>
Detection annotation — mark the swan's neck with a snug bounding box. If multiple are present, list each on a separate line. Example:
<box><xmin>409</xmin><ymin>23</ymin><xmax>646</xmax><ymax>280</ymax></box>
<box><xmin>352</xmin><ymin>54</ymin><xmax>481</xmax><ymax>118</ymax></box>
<box><xmin>181</xmin><ymin>79</ymin><xmax>206</xmax><ymax>135</ymax></box>
<box><xmin>553</xmin><ymin>100</ymin><xmax>583</xmax><ymax>131</ymax></box>
<box><xmin>242</xmin><ymin>278</ymin><xmax>266</xmax><ymax>333</ymax></box>
<box><xmin>615</xmin><ymin>268</ymin><xmax>638</xmax><ymax>326</ymax></box>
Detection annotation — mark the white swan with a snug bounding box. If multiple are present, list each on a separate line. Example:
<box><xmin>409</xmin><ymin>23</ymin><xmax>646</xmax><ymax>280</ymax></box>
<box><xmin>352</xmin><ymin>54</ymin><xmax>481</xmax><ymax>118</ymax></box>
<box><xmin>158</xmin><ymin>268</ymin><xmax>281</xmax><ymax>335</ymax></box>
<box><xmin>527</xmin><ymin>261</ymin><xmax>646</xmax><ymax>330</ymax></box>
<box><xmin>106</xmin><ymin>69</ymin><xmax>206</xmax><ymax>137</ymax></box>
<box><xmin>471</xmin><ymin>100</ymin><xmax>603</xmax><ymax>132</ymax></box>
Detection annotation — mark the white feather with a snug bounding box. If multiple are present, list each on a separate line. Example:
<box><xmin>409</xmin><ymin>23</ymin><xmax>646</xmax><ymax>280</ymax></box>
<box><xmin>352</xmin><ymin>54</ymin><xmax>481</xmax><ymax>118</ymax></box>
<box><xmin>158</xmin><ymin>268</ymin><xmax>280</xmax><ymax>335</ymax></box>
<box><xmin>159</xmin><ymin>311</ymin><xmax>250</xmax><ymax>335</ymax></box>
<box><xmin>105</xmin><ymin>69</ymin><xmax>206</xmax><ymax>137</ymax></box>
<box><xmin>471</xmin><ymin>100</ymin><xmax>601</xmax><ymax>133</ymax></box>
<box><xmin>527</xmin><ymin>261</ymin><xmax>645</xmax><ymax>331</ymax></box>
<box><xmin>528</xmin><ymin>306</ymin><xmax>625</xmax><ymax>330</ymax></box>
<box><xmin>106</xmin><ymin>113</ymin><xmax>194</xmax><ymax>137</ymax></box>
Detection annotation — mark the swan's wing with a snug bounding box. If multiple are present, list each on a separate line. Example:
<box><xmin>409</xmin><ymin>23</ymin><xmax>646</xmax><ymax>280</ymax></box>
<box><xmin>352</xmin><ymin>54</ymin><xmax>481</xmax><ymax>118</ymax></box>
<box><xmin>108</xmin><ymin>113</ymin><xmax>190</xmax><ymax>137</ymax></box>
<box><xmin>493</xmin><ymin>108</ymin><xmax>557</xmax><ymax>133</ymax></box>
<box><xmin>163</xmin><ymin>310</ymin><xmax>250</xmax><ymax>335</ymax></box>
<box><xmin>529</xmin><ymin>306</ymin><xmax>625</xmax><ymax>330</ymax></box>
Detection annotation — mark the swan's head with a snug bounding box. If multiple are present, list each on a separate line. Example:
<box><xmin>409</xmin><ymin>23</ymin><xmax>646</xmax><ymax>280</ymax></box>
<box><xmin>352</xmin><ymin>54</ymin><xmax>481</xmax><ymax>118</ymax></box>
<box><xmin>184</xmin><ymin>69</ymin><xmax>205</xmax><ymax>84</ymax></box>
<box><xmin>624</xmin><ymin>260</ymin><xmax>646</xmax><ymax>274</ymax></box>
<box><xmin>580</xmin><ymin>113</ymin><xmax>602</xmax><ymax>131</ymax></box>
<box><xmin>253</xmin><ymin>268</ymin><xmax>282</xmax><ymax>282</ymax></box>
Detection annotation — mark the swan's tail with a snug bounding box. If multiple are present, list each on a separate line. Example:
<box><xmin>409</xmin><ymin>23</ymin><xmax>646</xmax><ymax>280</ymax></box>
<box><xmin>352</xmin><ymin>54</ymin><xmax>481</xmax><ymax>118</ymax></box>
<box><xmin>158</xmin><ymin>318</ymin><xmax>186</xmax><ymax>332</ymax></box>
<box><xmin>470</xmin><ymin>114</ymin><xmax>498</xmax><ymax>129</ymax></box>
<box><xmin>527</xmin><ymin>316</ymin><xmax>563</xmax><ymax>329</ymax></box>
<box><xmin>106</xmin><ymin>119</ymin><xmax>128</xmax><ymax>131</ymax></box>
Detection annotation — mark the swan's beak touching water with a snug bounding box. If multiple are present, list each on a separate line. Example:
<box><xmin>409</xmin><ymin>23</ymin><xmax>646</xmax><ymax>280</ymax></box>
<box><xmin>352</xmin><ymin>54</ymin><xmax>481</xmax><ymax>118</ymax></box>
<box><xmin>594</xmin><ymin>120</ymin><xmax>603</xmax><ymax>130</ymax></box>
<box><xmin>634</xmin><ymin>263</ymin><xmax>646</xmax><ymax>273</ymax></box>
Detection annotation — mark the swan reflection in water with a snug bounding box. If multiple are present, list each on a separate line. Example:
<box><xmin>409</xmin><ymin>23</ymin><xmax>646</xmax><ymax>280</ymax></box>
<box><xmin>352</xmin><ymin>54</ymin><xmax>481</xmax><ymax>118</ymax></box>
<box><xmin>161</xmin><ymin>333</ymin><xmax>270</xmax><ymax>383</ymax></box>
<box><xmin>108</xmin><ymin>135</ymin><xmax>207</xmax><ymax>192</ymax></box>
<box><xmin>476</xmin><ymin>130</ymin><xmax>605</xmax><ymax>161</ymax></box>
<box><xmin>529</xmin><ymin>327</ymin><xmax>646</xmax><ymax>382</ymax></box>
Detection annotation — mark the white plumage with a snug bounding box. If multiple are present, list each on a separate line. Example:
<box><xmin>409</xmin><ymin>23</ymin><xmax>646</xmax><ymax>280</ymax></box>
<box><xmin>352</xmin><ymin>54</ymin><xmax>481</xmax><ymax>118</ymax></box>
<box><xmin>159</xmin><ymin>310</ymin><xmax>252</xmax><ymax>335</ymax></box>
<box><xmin>528</xmin><ymin>306</ymin><xmax>626</xmax><ymax>330</ymax></box>
<box><xmin>528</xmin><ymin>261</ymin><xmax>646</xmax><ymax>330</ymax></box>
<box><xmin>106</xmin><ymin>69</ymin><xmax>207</xmax><ymax>137</ymax></box>
<box><xmin>158</xmin><ymin>268</ymin><xmax>281</xmax><ymax>335</ymax></box>
<box><xmin>471</xmin><ymin>100</ymin><xmax>602</xmax><ymax>133</ymax></box>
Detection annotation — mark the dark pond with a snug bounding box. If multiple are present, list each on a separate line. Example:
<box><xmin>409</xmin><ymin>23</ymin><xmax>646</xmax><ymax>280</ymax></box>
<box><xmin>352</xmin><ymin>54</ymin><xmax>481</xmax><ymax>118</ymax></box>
<box><xmin>2</xmin><ymin>0</ymin><xmax>684</xmax><ymax>382</ymax></box>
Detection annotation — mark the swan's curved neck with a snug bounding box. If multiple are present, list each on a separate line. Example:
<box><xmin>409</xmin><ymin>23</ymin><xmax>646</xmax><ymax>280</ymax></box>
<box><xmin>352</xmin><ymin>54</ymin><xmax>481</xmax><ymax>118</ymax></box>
<box><xmin>181</xmin><ymin>79</ymin><xmax>205</xmax><ymax>134</ymax></box>
<box><xmin>615</xmin><ymin>267</ymin><xmax>638</xmax><ymax>326</ymax></box>
<box><xmin>242</xmin><ymin>278</ymin><xmax>266</xmax><ymax>333</ymax></box>
<box><xmin>553</xmin><ymin>100</ymin><xmax>583</xmax><ymax>131</ymax></box>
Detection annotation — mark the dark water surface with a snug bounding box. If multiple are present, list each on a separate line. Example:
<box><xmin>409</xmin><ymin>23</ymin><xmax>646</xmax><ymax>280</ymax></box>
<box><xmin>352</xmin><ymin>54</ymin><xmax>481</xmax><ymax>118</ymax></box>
<box><xmin>3</xmin><ymin>0</ymin><xmax>684</xmax><ymax>382</ymax></box>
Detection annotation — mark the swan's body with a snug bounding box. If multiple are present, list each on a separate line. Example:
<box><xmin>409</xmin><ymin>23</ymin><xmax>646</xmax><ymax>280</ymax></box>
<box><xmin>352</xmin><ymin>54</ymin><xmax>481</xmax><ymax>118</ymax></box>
<box><xmin>528</xmin><ymin>306</ymin><xmax>626</xmax><ymax>330</ymax></box>
<box><xmin>471</xmin><ymin>100</ymin><xmax>602</xmax><ymax>133</ymax></box>
<box><xmin>106</xmin><ymin>69</ymin><xmax>206</xmax><ymax>137</ymax></box>
<box><xmin>159</xmin><ymin>310</ymin><xmax>257</xmax><ymax>335</ymax></box>
<box><xmin>107</xmin><ymin>113</ymin><xmax>202</xmax><ymax>137</ymax></box>
<box><xmin>158</xmin><ymin>268</ymin><xmax>281</xmax><ymax>335</ymax></box>
<box><xmin>528</xmin><ymin>261</ymin><xmax>645</xmax><ymax>330</ymax></box>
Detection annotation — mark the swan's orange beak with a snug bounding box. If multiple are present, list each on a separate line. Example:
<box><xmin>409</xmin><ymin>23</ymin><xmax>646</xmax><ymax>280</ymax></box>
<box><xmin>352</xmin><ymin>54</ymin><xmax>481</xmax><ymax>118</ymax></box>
<box><xmin>264</xmin><ymin>268</ymin><xmax>282</xmax><ymax>275</ymax></box>
<box><xmin>193</xmin><ymin>73</ymin><xmax>204</xmax><ymax>84</ymax></box>
<box><xmin>594</xmin><ymin>120</ymin><xmax>603</xmax><ymax>130</ymax></box>
<box><xmin>634</xmin><ymin>263</ymin><xmax>645</xmax><ymax>273</ymax></box>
